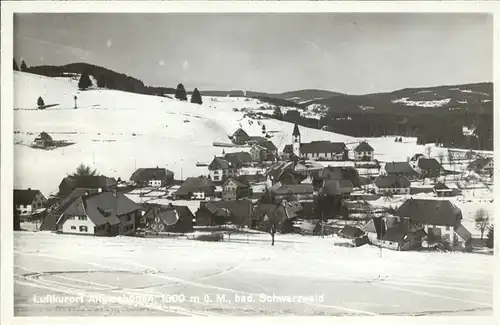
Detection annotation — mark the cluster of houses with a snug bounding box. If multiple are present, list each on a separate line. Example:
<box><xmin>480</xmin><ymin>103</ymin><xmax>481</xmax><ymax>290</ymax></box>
<box><xmin>14</xmin><ymin>123</ymin><xmax>492</xmax><ymax>252</ymax></box>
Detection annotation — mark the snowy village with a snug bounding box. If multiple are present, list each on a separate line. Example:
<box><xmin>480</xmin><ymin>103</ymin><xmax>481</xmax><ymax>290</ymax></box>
<box><xmin>11</xmin><ymin>11</ymin><xmax>495</xmax><ymax>317</ymax></box>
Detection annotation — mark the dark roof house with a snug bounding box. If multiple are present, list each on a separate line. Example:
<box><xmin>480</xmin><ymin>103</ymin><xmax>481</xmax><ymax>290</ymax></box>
<box><xmin>224</xmin><ymin>152</ymin><xmax>254</xmax><ymax>167</ymax></box>
<box><xmin>143</xmin><ymin>203</ymin><xmax>194</xmax><ymax>233</ymax></box>
<box><xmin>354</xmin><ymin>141</ymin><xmax>374</xmax><ymax>152</ymax></box>
<box><xmin>384</xmin><ymin>162</ymin><xmax>419</xmax><ymax>178</ymax></box>
<box><xmin>338</xmin><ymin>225</ymin><xmax>365</xmax><ymax>239</ymax></box>
<box><xmin>300</xmin><ymin>141</ymin><xmax>347</xmax><ymax>154</ymax></box>
<box><xmin>208</xmin><ymin>157</ymin><xmax>231</xmax><ymax>170</ymax></box>
<box><xmin>14</xmin><ymin>189</ymin><xmax>45</xmax><ymax>206</ymax></box>
<box><xmin>175</xmin><ymin>177</ymin><xmax>215</xmax><ymax>198</ymax></box>
<box><xmin>130</xmin><ymin>168</ymin><xmax>174</xmax><ymax>184</ymax></box>
<box><xmin>417</xmin><ymin>158</ymin><xmax>444</xmax><ymax>177</ymax></box>
<box><xmin>467</xmin><ymin>157</ymin><xmax>493</xmax><ymax>172</ymax></box>
<box><xmin>374</xmin><ymin>175</ymin><xmax>411</xmax><ymax>188</ymax></box>
<box><xmin>58</xmin><ymin>175</ymin><xmax>117</xmax><ymax>197</ymax></box>
<box><xmin>396</xmin><ymin>199</ymin><xmax>462</xmax><ymax>227</ymax></box>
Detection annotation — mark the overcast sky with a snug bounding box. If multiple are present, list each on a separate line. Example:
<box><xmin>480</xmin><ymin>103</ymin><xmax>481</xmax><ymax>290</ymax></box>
<box><xmin>14</xmin><ymin>13</ymin><xmax>493</xmax><ymax>94</ymax></box>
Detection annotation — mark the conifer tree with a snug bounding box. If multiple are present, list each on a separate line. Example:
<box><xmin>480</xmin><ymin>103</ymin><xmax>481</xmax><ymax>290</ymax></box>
<box><xmin>37</xmin><ymin>96</ymin><xmax>45</xmax><ymax>108</ymax></box>
<box><xmin>78</xmin><ymin>73</ymin><xmax>93</xmax><ymax>90</ymax></box>
<box><xmin>190</xmin><ymin>88</ymin><xmax>203</xmax><ymax>104</ymax></box>
<box><xmin>20</xmin><ymin>60</ymin><xmax>28</xmax><ymax>71</ymax></box>
<box><xmin>175</xmin><ymin>83</ymin><xmax>187</xmax><ymax>101</ymax></box>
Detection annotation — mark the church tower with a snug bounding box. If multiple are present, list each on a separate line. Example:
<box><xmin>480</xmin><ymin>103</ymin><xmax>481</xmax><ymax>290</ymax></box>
<box><xmin>292</xmin><ymin>123</ymin><xmax>301</xmax><ymax>157</ymax></box>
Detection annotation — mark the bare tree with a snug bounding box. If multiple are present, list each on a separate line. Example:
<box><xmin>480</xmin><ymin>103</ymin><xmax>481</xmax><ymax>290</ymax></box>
<box><xmin>474</xmin><ymin>208</ymin><xmax>490</xmax><ymax>240</ymax></box>
<box><xmin>263</xmin><ymin>207</ymin><xmax>283</xmax><ymax>246</ymax></box>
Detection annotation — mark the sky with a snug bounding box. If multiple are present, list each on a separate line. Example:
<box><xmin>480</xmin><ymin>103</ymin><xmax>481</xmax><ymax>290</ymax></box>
<box><xmin>14</xmin><ymin>13</ymin><xmax>493</xmax><ymax>95</ymax></box>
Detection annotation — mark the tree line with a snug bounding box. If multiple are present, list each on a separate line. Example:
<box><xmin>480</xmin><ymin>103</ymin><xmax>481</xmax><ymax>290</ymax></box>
<box><xmin>271</xmin><ymin>107</ymin><xmax>493</xmax><ymax>151</ymax></box>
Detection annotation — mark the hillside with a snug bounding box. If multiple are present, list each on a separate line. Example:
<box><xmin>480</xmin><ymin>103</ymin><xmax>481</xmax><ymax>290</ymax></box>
<box><xmin>14</xmin><ymin>72</ymin><xmax>362</xmax><ymax>195</ymax></box>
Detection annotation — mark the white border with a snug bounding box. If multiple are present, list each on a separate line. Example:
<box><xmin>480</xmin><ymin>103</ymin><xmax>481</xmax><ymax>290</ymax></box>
<box><xmin>1</xmin><ymin>2</ymin><xmax>499</xmax><ymax>325</ymax></box>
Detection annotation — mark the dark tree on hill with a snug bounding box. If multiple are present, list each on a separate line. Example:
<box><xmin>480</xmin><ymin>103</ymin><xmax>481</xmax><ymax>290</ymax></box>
<box><xmin>190</xmin><ymin>88</ymin><xmax>203</xmax><ymax>104</ymax></box>
<box><xmin>37</xmin><ymin>96</ymin><xmax>45</xmax><ymax>108</ymax></box>
<box><xmin>486</xmin><ymin>225</ymin><xmax>494</xmax><ymax>249</ymax></box>
<box><xmin>20</xmin><ymin>60</ymin><xmax>28</xmax><ymax>71</ymax></box>
<box><xmin>97</xmin><ymin>75</ymin><xmax>106</xmax><ymax>88</ymax></box>
<box><xmin>14</xmin><ymin>59</ymin><xmax>19</xmax><ymax>71</ymax></box>
<box><xmin>78</xmin><ymin>72</ymin><xmax>93</xmax><ymax>90</ymax></box>
<box><xmin>273</xmin><ymin>107</ymin><xmax>283</xmax><ymax>119</ymax></box>
<box><xmin>14</xmin><ymin>205</ymin><xmax>21</xmax><ymax>231</ymax></box>
<box><xmin>175</xmin><ymin>83</ymin><xmax>187</xmax><ymax>101</ymax></box>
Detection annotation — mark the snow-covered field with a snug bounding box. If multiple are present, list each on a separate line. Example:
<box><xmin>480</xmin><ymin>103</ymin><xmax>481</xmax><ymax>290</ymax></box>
<box><xmin>14</xmin><ymin>231</ymin><xmax>493</xmax><ymax>316</ymax></box>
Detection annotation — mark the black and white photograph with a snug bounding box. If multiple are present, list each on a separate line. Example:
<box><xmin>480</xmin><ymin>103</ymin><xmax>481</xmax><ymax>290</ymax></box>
<box><xmin>2</xmin><ymin>2</ymin><xmax>497</xmax><ymax>320</ymax></box>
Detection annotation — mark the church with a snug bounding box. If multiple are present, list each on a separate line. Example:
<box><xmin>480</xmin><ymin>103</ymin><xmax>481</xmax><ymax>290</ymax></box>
<box><xmin>283</xmin><ymin>124</ymin><xmax>349</xmax><ymax>161</ymax></box>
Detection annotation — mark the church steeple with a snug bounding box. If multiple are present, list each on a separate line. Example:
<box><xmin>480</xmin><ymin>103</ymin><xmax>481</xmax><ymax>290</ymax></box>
<box><xmin>292</xmin><ymin>123</ymin><xmax>301</xmax><ymax>157</ymax></box>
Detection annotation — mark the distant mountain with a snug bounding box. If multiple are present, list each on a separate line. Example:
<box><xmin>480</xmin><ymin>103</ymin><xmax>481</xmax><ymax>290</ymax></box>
<box><xmin>305</xmin><ymin>82</ymin><xmax>493</xmax><ymax>116</ymax></box>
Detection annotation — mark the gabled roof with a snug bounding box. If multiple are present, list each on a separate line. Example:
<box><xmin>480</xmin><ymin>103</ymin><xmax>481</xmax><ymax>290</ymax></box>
<box><xmin>59</xmin><ymin>176</ymin><xmax>117</xmax><ymax>194</ymax></box>
<box><xmin>433</xmin><ymin>182</ymin><xmax>450</xmax><ymax>190</ymax></box>
<box><xmin>224</xmin><ymin>152</ymin><xmax>254</xmax><ymax>166</ymax></box>
<box><xmin>362</xmin><ymin>219</ymin><xmax>377</xmax><ymax>233</ymax></box>
<box><xmin>454</xmin><ymin>224</ymin><xmax>472</xmax><ymax>242</ymax></box>
<box><xmin>374</xmin><ymin>175</ymin><xmax>410</xmax><ymax>188</ymax></box>
<box><xmin>144</xmin><ymin>204</ymin><xmax>194</xmax><ymax>227</ymax></box>
<box><xmin>130</xmin><ymin>168</ymin><xmax>174</xmax><ymax>182</ymax></box>
<box><xmin>321</xmin><ymin>179</ymin><xmax>354</xmax><ymax>196</ymax></box>
<box><xmin>292</xmin><ymin>124</ymin><xmax>301</xmax><ymax>136</ymax></box>
<box><xmin>175</xmin><ymin>177</ymin><xmax>215</xmax><ymax>196</ymax></box>
<box><xmin>417</xmin><ymin>158</ymin><xmax>443</xmax><ymax>171</ymax></box>
<box><xmin>14</xmin><ymin>189</ymin><xmax>44</xmax><ymax>206</ymax></box>
<box><xmin>396</xmin><ymin>199</ymin><xmax>462</xmax><ymax>227</ymax></box>
<box><xmin>274</xmin><ymin>184</ymin><xmax>315</xmax><ymax>196</ymax></box>
<box><xmin>380</xmin><ymin>227</ymin><xmax>407</xmax><ymax>243</ymax></box>
<box><xmin>300</xmin><ymin>141</ymin><xmax>347</xmax><ymax>154</ymax></box>
<box><xmin>232</xmin><ymin>128</ymin><xmax>249</xmax><ymax>138</ymax></box>
<box><xmin>206</xmin><ymin>199</ymin><xmax>254</xmax><ymax>220</ymax></box>
<box><xmin>354</xmin><ymin>141</ymin><xmax>374</xmax><ymax>152</ymax></box>
<box><xmin>384</xmin><ymin>162</ymin><xmax>418</xmax><ymax>176</ymax></box>
<box><xmin>208</xmin><ymin>157</ymin><xmax>231</xmax><ymax>170</ymax></box>
<box><xmin>467</xmin><ymin>157</ymin><xmax>493</xmax><ymax>170</ymax></box>
<box><xmin>254</xmin><ymin>140</ymin><xmax>278</xmax><ymax>151</ymax></box>
<box><xmin>339</xmin><ymin>225</ymin><xmax>365</xmax><ymax>238</ymax></box>
<box><xmin>38</xmin><ymin>132</ymin><xmax>53</xmax><ymax>141</ymax></box>
<box><xmin>223</xmin><ymin>177</ymin><xmax>250</xmax><ymax>188</ymax></box>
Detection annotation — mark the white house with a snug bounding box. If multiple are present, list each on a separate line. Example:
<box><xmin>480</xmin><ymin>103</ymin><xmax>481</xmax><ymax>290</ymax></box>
<box><xmin>373</xmin><ymin>175</ymin><xmax>411</xmax><ymax>195</ymax></box>
<box><xmin>14</xmin><ymin>188</ymin><xmax>47</xmax><ymax>217</ymax></box>
<box><xmin>354</xmin><ymin>141</ymin><xmax>374</xmax><ymax>161</ymax></box>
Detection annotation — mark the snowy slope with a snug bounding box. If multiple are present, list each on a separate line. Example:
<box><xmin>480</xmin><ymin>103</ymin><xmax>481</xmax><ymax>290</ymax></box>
<box><xmin>14</xmin><ymin>72</ymin><xmax>357</xmax><ymax>196</ymax></box>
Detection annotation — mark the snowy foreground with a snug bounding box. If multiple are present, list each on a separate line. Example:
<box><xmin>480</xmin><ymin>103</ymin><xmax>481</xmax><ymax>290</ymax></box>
<box><xmin>14</xmin><ymin>231</ymin><xmax>493</xmax><ymax>316</ymax></box>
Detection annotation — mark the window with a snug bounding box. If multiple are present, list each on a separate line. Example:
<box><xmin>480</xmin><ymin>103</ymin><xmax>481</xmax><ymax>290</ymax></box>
<box><xmin>78</xmin><ymin>216</ymin><xmax>87</xmax><ymax>221</ymax></box>
<box><xmin>214</xmin><ymin>170</ymin><xmax>219</xmax><ymax>175</ymax></box>
<box><xmin>445</xmin><ymin>225</ymin><xmax>450</xmax><ymax>231</ymax></box>
<box><xmin>214</xmin><ymin>176</ymin><xmax>219</xmax><ymax>181</ymax></box>
<box><xmin>79</xmin><ymin>225</ymin><xmax>88</xmax><ymax>232</ymax></box>
<box><xmin>444</xmin><ymin>234</ymin><xmax>450</xmax><ymax>241</ymax></box>
<box><xmin>71</xmin><ymin>226</ymin><xmax>76</xmax><ymax>230</ymax></box>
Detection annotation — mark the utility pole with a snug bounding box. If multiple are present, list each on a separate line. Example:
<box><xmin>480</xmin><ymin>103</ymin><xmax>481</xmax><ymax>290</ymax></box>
<box><xmin>74</xmin><ymin>96</ymin><xmax>78</xmax><ymax>109</ymax></box>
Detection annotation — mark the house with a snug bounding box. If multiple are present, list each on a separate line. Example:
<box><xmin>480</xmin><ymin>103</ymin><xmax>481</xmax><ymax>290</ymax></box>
<box><xmin>130</xmin><ymin>167</ymin><xmax>174</xmax><ymax>187</ymax></box>
<box><xmin>319</xmin><ymin>179</ymin><xmax>354</xmax><ymax>197</ymax></box>
<box><xmin>208</xmin><ymin>157</ymin><xmax>237</xmax><ymax>183</ymax></box>
<box><xmin>383</xmin><ymin>162</ymin><xmax>419</xmax><ymax>180</ymax></box>
<box><xmin>222</xmin><ymin>177</ymin><xmax>251</xmax><ymax>201</ymax></box>
<box><xmin>274</xmin><ymin>184</ymin><xmax>316</xmax><ymax>202</ymax></box>
<box><xmin>250</xmin><ymin>141</ymin><xmax>278</xmax><ymax>162</ymax></box>
<box><xmin>288</xmin><ymin>124</ymin><xmax>348</xmax><ymax>161</ymax></box>
<box><xmin>41</xmin><ymin>188</ymin><xmax>102</xmax><ymax>231</ymax></box>
<box><xmin>143</xmin><ymin>203</ymin><xmax>194</xmax><ymax>233</ymax></box>
<box><xmin>231</xmin><ymin>128</ymin><xmax>250</xmax><ymax>145</ymax></box>
<box><xmin>56</xmin><ymin>190</ymin><xmax>142</xmax><ymax>236</ymax></box>
<box><xmin>433</xmin><ymin>182</ymin><xmax>460</xmax><ymax>197</ymax></box>
<box><xmin>14</xmin><ymin>189</ymin><xmax>47</xmax><ymax>218</ymax></box>
<box><xmin>315</xmin><ymin>166</ymin><xmax>361</xmax><ymax>188</ymax></box>
<box><xmin>373</xmin><ymin>175</ymin><xmax>410</xmax><ymax>195</ymax></box>
<box><xmin>174</xmin><ymin>176</ymin><xmax>215</xmax><ymax>200</ymax></box>
<box><xmin>467</xmin><ymin>157</ymin><xmax>494</xmax><ymax>174</ymax></box>
<box><xmin>377</xmin><ymin>227</ymin><xmax>426</xmax><ymax>251</ymax></box>
<box><xmin>414</xmin><ymin>158</ymin><xmax>444</xmax><ymax>178</ymax></box>
<box><xmin>354</xmin><ymin>141</ymin><xmax>374</xmax><ymax>161</ymax></box>
<box><xmin>58</xmin><ymin>175</ymin><xmax>117</xmax><ymax>197</ymax></box>
<box><xmin>196</xmin><ymin>199</ymin><xmax>254</xmax><ymax>227</ymax></box>
<box><xmin>396</xmin><ymin>198</ymin><xmax>472</xmax><ymax>250</ymax></box>
<box><xmin>33</xmin><ymin>132</ymin><xmax>53</xmax><ymax>148</ymax></box>
<box><xmin>254</xmin><ymin>201</ymin><xmax>300</xmax><ymax>231</ymax></box>
<box><xmin>338</xmin><ymin>225</ymin><xmax>368</xmax><ymax>247</ymax></box>
<box><xmin>224</xmin><ymin>152</ymin><xmax>254</xmax><ymax>168</ymax></box>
